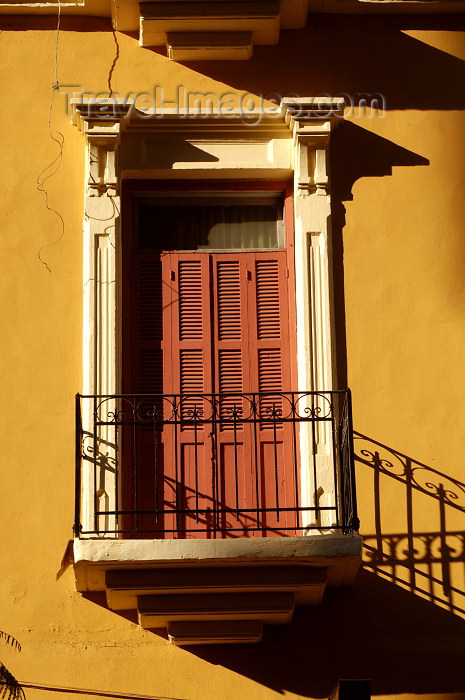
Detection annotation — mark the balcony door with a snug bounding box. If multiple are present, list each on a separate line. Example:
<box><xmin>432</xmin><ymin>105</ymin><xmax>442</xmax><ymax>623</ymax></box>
<box><xmin>122</xmin><ymin>186</ymin><xmax>298</xmax><ymax>537</ymax></box>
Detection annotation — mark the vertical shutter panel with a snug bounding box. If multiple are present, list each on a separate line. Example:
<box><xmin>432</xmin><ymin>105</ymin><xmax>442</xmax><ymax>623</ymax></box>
<box><xmin>217</xmin><ymin>261</ymin><xmax>241</xmax><ymax>340</ymax></box>
<box><xmin>258</xmin><ymin>348</ymin><xmax>282</xmax><ymax>392</ymax></box>
<box><xmin>256</xmin><ymin>259</ymin><xmax>280</xmax><ymax>340</ymax></box>
<box><xmin>179</xmin><ymin>349</ymin><xmax>205</xmax><ymax>422</ymax></box>
<box><xmin>215</xmin><ymin>259</ymin><xmax>244</xmax><ymax>428</ymax></box>
<box><xmin>139</xmin><ymin>260</ymin><xmax>163</xmax><ymax>341</ymax></box>
<box><xmin>177</xmin><ymin>259</ymin><xmax>209</xmax><ymax>422</ymax></box>
<box><xmin>218</xmin><ymin>349</ymin><xmax>243</xmax><ymax>428</ymax></box>
<box><xmin>179</xmin><ymin>260</ymin><xmax>203</xmax><ymax>340</ymax></box>
<box><xmin>180</xmin><ymin>350</ymin><xmax>204</xmax><ymax>395</ymax></box>
<box><xmin>258</xmin><ymin>347</ymin><xmax>283</xmax><ymax>425</ymax></box>
<box><xmin>136</xmin><ymin>259</ymin><xmax>164</xmax><ymax>394</ymax></box>
<box><xmin>140</xmin><ymin>350</ymin><xmax>163</xmax><ymax>394</ymax></box>
<box><xmin>253</xmin><ymin>255</ymin><xmax>286</xmax><ymax>425</ymax></box>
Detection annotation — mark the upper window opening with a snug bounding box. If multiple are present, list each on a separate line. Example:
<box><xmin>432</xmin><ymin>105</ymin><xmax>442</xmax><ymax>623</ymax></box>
<box><xmin>133</xmin><ymin>194</ymin><xmax>285</xmax><ymax>252</ymax></box>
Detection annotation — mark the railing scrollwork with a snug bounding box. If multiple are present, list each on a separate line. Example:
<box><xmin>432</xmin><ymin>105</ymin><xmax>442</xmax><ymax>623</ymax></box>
<box><xmin>75</xmin><ymin>389</ymin><xmax>358</xmax><ymax>538</ymax></box>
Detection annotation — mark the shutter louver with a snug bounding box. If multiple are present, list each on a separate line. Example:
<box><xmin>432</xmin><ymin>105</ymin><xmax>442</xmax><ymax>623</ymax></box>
<box><xmin>178</xmin><ymin>259</ymin><xmax>207</xmax><ymax>424</ymax></box>
<box><xmin>139</xmin><ymin>260</ymin><xmax>163</xmax><ymax>341</ymax></box>
<box><xmin>258</xmin><ymin>348</ymin><xmax>282</xmax><ymax>392</ymax></box>
<box><xmin>256</xmin><ymin>259</ymin><xmax>280</xmax><ymax>340</ymax></box>
<box><xmin>179</xmin><ymin>260</ymin><xmax>203</xmax><ymax>340</ymax></box>
<box><xmin>218</xmin><ymin>349</ymin><xmax>243</xmax><ymax>429</ymax></box>
<box><xmin>180</xmin><ymin>350</ymin><xmax>204</xmax><ymax>394</ymax></box>
<box><xmin>217</xmin><ymin>261</ymin><xmax>241</xmax><ymax>340</ymax></box>
<box><xmin>216</xmin><ymin>259</ymin><xmax>243</xmax><ymax>429</ymax></box>
<box><xmin>137</xmin><ymin>259</ymin><xmax>164</xmax><ymax>397</ymax></box>
<box><xmin>258</xmin><ymin>348</ymin><xmax>283</xmax><ymax>426</ymax></box>
<box><xmin>180</xmin><ymin>350</ymin><xmax>204</xmax><ymax>423</ymax></box>
<box><xmin>140</xmin><ymin>350</ymin><xmax>163</xmax><ymax>394</ymax></box>
<box><xmin>140</xmin><ymin>349</ymin><xmax>164</xmax><ymax>423</ymax></box>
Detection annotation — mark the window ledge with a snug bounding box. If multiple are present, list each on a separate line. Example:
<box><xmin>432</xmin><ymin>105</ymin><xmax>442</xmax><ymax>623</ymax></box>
<box><xmin>73</xmin><ymin>535</ymin><xmax>361</xmax><ymax>643</ymax></box>
<box><xmin>74</xmin><ymin>533</ymin><xmax>362</xmax><ymax>591</ymax></box>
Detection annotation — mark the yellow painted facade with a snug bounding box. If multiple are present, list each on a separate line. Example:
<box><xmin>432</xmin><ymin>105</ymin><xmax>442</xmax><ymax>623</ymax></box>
<box><xmin>1</xmin><ymin>10</ymin><xmax>465</xmax><ymax>700</ymax></box>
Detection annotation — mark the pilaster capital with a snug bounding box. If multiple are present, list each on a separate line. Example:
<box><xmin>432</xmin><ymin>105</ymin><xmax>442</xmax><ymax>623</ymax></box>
<box><xmin>283</xmin><ymin>97</ymin><xmax>344</xmax><ymax>140</ymax></box>
<box><xmin>282</xmin><ymin>97</ymin><xmax>344</xmax><ymax>195</ymax></box>
<box><xmin>72</xmin><ymin>100</ymin><xmax>132</xmax><ymax>196</ymax></box>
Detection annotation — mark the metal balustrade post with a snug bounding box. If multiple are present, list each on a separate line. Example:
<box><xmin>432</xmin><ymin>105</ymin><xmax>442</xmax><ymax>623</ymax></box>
<box><xmin>75</xmin><ymin>390</ymin><xmax>357</xmax><ymax>538</ymax></box>
<box><xmin>346</xmin><ymin>389</ymin><xmax>359</xmax><ymax>531</ymax></box>
<box><xmin>74</xmin><ymin>394</ymin><xmax>82</xmax><ymax>537</ymax></box>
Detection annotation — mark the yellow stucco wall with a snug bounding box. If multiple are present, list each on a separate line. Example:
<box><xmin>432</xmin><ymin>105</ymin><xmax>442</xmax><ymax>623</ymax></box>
<box><xmin>1</xmin><ymin>15</ymin><xmax>465</xmax><ymax>700</ymax></box>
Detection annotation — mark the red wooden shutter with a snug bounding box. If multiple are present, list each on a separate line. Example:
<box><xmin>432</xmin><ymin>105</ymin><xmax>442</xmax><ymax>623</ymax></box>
<box><xmin>214</xmin><ymin>258</ymin><xmax>246</xmax><ymax>424</ymax></box>
<box><xmin>168</xmin><ymin>255</ymin><xmax>214</xmax><ymax>536</ymax></box>
<box><xmin>126</xmin><ymin>246</ymin><xmax>296</xmax><ymax>538</ymax></box>
<box><xmin>177</xmin><ymin>258</ymin><xmax>206</xmax><ymax>421</ymax></box>
<box><xmin>212</xmin><ymin>256</ymin><xmax>251</xmax><ymax>533</ymax></box>
<box><xmin>130</xmin><ymin>256</ymin><xmax>164</xmax><ymax>394</ymax></box>
<box><xmin>247</xmin><ymin>252</ymin><xmax>296</xmax><ymax>535</ymax></box>
<box><xmin>123</xmin><ymin>254</ymin><xmax>168</xmax><ymax>536</ymax></box>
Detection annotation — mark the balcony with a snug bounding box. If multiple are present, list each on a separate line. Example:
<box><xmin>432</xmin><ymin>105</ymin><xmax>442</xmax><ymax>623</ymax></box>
<box><xmin>113</xmin><ymin>0</ymin><xmax>310</xmax><ymax>60</ymax></box>
<box><xmin>73</xmin><ymin>390</ymin><xmax>362</xmax><ymax>644</ymax></box>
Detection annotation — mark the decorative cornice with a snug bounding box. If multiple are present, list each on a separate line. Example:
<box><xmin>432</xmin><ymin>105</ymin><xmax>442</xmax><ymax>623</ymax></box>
<box><xmin>113</xmin><ymin>0</ymin><xmax>309</xmax><ymax>59</ymax></box>
<box><xmin>72</xmin><ymin>97</ymin><xmax>344</xmax><ymax>196</ymax></box>
<box><xmin>72</xmin><ymin>97</ymin><xmax>344</xmax><ymax>136</ymax></box>
<box><xmin>283</xmin><ymin>97</ymin><xmax>345</xmax><ymax>139</ymax></box>
<box><xmin>282</xmin><ymin>98</ymin><xmax>344</xmax><ymax>194</ymax></box>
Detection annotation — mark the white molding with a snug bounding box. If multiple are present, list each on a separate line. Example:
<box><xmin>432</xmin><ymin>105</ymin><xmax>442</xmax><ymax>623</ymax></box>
<box><xmin>166</xmin><ymin>31</ymin><xmax>253</xmax><ymax>62</ymax></box>
<box><xmin>111</xmin><ymin>0</ymin><xmax>309</xmax><ymax>57</ymax></box>
<box><xmin>73</xmin><ymin>533</ymin><xmax>363</xmax><ymax>591</ymax></box>
<box><xmin>78</xmin><ymin>109</ymin><xmax>124</xmax><ymax>535</ymax></box>
<box><xmin>289</xmin><ymin>107</ymin><xmax>339</xmax><ymax>530</ymax></box>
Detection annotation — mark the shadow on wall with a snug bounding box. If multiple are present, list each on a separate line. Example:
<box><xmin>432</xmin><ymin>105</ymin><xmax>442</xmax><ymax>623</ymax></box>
<box><xmin>0</xmin><ymin>632</ymin><xmax>24</xmax><ymax>700</ymax></box>
<box><xmin>330</xmin><ymin>122</ymin><xmax>430</xmax><ymax>203</ymax></box>
<box><xmin>77</xmin><ymin>418</ymin><xmax>465</xmax><ymax>698</ymax></box>
<box><xmin>187</xmin><ymin>434</ymin><xmax>465</xmax><ymax>698</ymax></box>
<box><xmin>75</xmin><ymin>122</ymin><xmax>440</xmax><ymax>698</ymax></box>
<box><xmin>170</xmin><ymin>15</ymin><xmax>465</xmax><ymax>113</ymax></box>
<box><xmin>81</xmin><ymin>568</ymin><xmax>465</xmax><ymax>698</ymax></box>
<box><xmin>189</xmin><ymin>575</ymin><xmax>465</xmax><ymax>698</ymax></box>
<box><xmin>354</xmin><ymin>431</ymin><xmax>465</xmax><ymax>617</ymax></box>
<box><xmin>3</xmin><ymin>15</ymin><xmax>465</xmax><ymax>116</ymax></box>
<box><xmin>329</xmin><ymin>122</ymin><xmax>429</xmax><ymax>389</ymax></box>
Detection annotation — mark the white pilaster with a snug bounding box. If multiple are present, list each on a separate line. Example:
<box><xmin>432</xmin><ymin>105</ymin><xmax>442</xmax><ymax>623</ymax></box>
<box><xmin>288</xmin><ymin>104</ymin><xmax>341</xmax><ymax>530</ymax></box>
<box><xmin>79</xmin><ymin>111</ymin><xmax>123</xmax><ymax>536</ymax></box>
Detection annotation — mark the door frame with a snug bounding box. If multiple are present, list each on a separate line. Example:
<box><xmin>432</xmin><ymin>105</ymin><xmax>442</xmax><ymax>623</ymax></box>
<box><xmin>120</xmin><ymin>180</ymin><xmax>298</xmax><ymax>536</ymax></box>
<box><xmin>121</xmin><ymin>179</ymin><xmax>297</xmax><ymax>396</ymax></box>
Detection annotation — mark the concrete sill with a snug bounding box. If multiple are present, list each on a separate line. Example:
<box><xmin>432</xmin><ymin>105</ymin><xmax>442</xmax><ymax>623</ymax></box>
<box><xmin>73</xmin><ymin>534</ymin><xmax>362</xmax><ymax>644</ymax></box>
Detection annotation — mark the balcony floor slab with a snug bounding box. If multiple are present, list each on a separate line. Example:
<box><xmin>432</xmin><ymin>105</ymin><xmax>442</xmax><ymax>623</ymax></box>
<box><xmin>73</xmin><ymin>533</ymin><xmax>362</xmax><ymax>593</ymax></box>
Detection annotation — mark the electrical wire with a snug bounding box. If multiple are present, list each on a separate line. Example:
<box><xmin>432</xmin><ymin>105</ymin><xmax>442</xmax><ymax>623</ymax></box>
<box><xmin>14</xmin><ymin>681</ymin><xmax>185</xmax><ymax>700</ymax></box>
<box><xmin>36</xmin><ymin>0</ymin><xmax>65</xmax><ymax>273</ymax></box>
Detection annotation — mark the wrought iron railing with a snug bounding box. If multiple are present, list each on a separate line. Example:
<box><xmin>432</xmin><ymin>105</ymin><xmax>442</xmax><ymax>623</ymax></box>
<box><xmin>74</xmin><ymin>390</ymin><xmax>358</xmax><ymax>538</ymax></box>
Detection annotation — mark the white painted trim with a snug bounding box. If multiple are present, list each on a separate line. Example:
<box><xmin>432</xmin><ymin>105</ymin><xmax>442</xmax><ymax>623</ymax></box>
<box><xmin>81</xmin><ymin>196</ymin><xmax>120</xmax><ymax>535</ymax></box>
<box><xmin>74</xmin><ymin>533</ymin><xmax>362</xmax><ymax>564</ymax></box>
<box><xmin>73</xmin><ymin>533</ymin><xmax>363</xmax><ymax>592</ymax></box>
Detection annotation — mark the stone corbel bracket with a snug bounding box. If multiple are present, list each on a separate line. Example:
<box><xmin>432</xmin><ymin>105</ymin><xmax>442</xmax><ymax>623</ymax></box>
<box><xmin>284</xmin><ymin>97</ymin><xmax>344</xmax><ymax>195</ymax></box>
<box><xmin>72</xmin><ymin>100</ymin><xmax>133</xmax><ymax>196</ymax></box>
